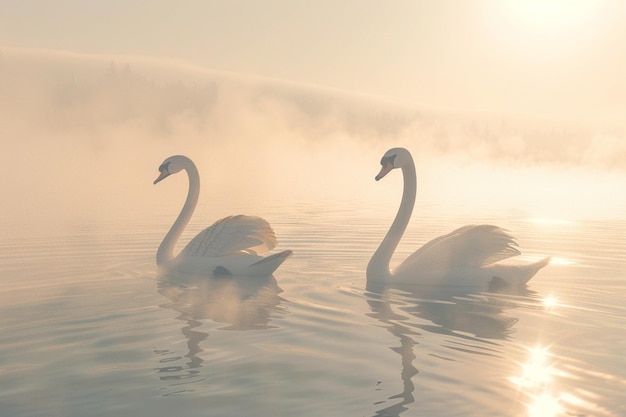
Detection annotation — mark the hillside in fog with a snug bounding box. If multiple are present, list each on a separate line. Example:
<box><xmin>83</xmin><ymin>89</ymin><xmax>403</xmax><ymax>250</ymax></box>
<box><xmin>2</xmin><ymin>48</ymin><xmax>625</xmax><ymax>231</ymax></box>
<box><xmin>3</xmin><ymin>48</ymin><xmax>624</xmax><ymax>169</ymax></box>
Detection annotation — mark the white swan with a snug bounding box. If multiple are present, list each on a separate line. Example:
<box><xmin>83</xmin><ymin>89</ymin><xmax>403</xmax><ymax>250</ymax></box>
<box><xmin>366</xmin><ymin>147</ymin><xmax>550</xmax><ymax>288</ymax></box>
<box><xmin>154</xmin><ymin>155</ymin><xmax>292</xmax><ymax>276</ymax></box>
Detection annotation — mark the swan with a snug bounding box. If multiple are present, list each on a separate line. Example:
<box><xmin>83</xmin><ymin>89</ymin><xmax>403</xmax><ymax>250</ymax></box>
<box><xmin>366</xmin><ymin>147</ymin><xmax>550</xmax><ymax>288</ymax></box>
<box><xmin>154</xmin><ymin>155</ymin><xmax>292</xmax><ymax>276</ymax></box>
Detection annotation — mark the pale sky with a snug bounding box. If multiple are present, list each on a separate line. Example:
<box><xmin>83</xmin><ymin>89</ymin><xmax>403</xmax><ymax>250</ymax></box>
<box><xmin>2</xmin><ymin>0</ymin><xmax>626</xmax><ymax>231</ymax></box>
<box><xmin>2</xmin><ymin>0</ymin><xmax>626</xmax><ymax>122</ymax></box>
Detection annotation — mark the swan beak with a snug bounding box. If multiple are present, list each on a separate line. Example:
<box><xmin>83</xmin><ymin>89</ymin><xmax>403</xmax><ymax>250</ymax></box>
<box><xmin>375</xmin><ymin>162</ymin><xmax>394</xmax><ymax>181</ymax></box>
<box><xmin>153</xmin><ymin>170</ymin><xmax>170</xmax><ymax>184</ymax></box>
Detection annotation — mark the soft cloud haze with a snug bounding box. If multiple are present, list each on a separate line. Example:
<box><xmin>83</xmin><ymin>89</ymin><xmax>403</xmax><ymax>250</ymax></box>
<box><xmin>1</xmin><ymin>2</ymin><xmax>625</xmax><ymax>232</ymax></box>
<box><xmin>2</xmin><ymin>1</ymin><xmax>626</xmax><ymax>121</ymax></box>
<box><xmin>1</xmin><ymin>48</ymin><xmax>624</xmax><ymax>235</ymax></box>
<box><xmin>0</xmin><ymin>8</ymin><xmax>624</xmax><ymax>417</ymax></box>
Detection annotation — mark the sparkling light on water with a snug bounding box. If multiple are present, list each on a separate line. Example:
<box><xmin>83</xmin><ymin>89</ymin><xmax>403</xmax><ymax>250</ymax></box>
<box><xmin>527</xmin><ymin>391</ymin><xmax>563</xmax><ymax>417</ymax></box>
<box><xmin>511</xmin><ymin>345</ymin><xmax>568</xmax><ymax>417</ymax></box>
<box><xmin>542</xmin><ymin>295</ymin><xmax>560</xmax><ymax>312</ymax></box>
<box><xmin>511</xmin><ymin>346</ymin><xmax>554</xmax><ymax>389</ymax></box>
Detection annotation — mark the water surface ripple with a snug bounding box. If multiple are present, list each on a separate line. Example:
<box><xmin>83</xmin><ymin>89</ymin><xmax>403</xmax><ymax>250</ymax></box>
<box><xmin>0</xmin><ymin>203</ymin><xmax>624</xmax><ymax>416</ymax></box>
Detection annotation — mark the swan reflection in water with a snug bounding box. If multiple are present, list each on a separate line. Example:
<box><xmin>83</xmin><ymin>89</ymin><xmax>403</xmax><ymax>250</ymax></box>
<box><xmin>366</xmin><ymin>281</ymin><xmax>531</xmax><ymax>416</ymax></box>
<box><xmin>364</xmin><ymin>146</ymin><xmax>553</xmax><ymax>415</ymax></box>
<box><xmin>158</xmin><ymin>271</ymin><xmax>284</xmax><ymax>331</ymax></box>
<box><xmin>154</xmin><ymin>270</ymin><xmax>285</xmax><ymax>394</ymax></box>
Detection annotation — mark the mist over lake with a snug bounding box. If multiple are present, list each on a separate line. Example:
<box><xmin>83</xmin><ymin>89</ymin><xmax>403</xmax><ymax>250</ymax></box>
<box><xmin>1</xmin><ymin>45</ymin><xmax>625</xmax><ymax>417</ymax></box>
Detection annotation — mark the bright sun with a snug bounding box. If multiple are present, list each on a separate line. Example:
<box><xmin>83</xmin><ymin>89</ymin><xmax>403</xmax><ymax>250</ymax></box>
<box><xmin>499</xmin><ymin>0</ymin><xmax>605</xmax><ymax>36</ymax></box>
<box><xmin>485</xmin><ymin>0</ymin><xmax>609</xmax><ymax>56</ymax></box>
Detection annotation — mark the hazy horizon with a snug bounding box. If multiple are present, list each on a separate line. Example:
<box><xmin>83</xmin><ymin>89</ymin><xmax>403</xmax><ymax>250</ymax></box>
<box><xmin>1</xmin><ymin>46</ymin><xmax>625</xmax><ymax>236</ymax></box>
<box><xmin>2</xmin><ymin>1</ymin><xmax>626</xmax><ymax>234</ymax></box>
<box><xmin>2</xmin><ymin>1</ymin><xmax>626</xmax><ymax>121</ymax></box>
<box><xmin>1</xmin><ymin>6</ymin><xmax>626</xmax><ymax>416</ymax></box>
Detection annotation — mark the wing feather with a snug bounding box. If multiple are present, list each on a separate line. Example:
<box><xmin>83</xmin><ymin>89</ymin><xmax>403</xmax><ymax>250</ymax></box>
<box><xmin>180</xmin><ymin>215</ymin><xmax>277</xmax><ymax>258</ymax></box>
<box><xmin>396</xmin><ymin>225</ymin><xmax>520</xmax><ymax>273</ymax></box>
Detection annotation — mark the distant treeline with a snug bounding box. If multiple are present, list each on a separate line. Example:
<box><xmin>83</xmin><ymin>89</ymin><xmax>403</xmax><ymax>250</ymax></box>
<box><xmin>1</xmin><ymin>52</ymin><xmax>623</xmax><ymax>169</ymax></box>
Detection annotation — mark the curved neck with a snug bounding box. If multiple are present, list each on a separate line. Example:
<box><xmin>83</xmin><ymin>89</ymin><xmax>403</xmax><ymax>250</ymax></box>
<box><xmin>367</xmin><ymin>159</ymin><xmax>416</xmax><ymax>280</ymax></box>
<box><xmin>157</xmin><ymin>159</ymin><xmax>199</xmax><ymax>265</ymax></box>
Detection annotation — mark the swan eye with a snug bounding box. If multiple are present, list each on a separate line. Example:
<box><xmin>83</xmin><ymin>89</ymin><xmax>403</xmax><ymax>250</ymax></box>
<box><xmin>380</xmin><ymin>154</ymin><xmax>396</xmax><ymax>167</ymax></box>
<box><xmin>158</xmin><ymin>161</ymin><xmax>171</xmax><ymax>174</ymax></box>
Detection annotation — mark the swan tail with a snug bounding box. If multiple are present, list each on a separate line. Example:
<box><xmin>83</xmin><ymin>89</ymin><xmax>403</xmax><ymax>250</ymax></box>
<box><xmin>488</xmin><ymin>256</ymin><xmax>550</xmax><ymax>290</ymax></box>
<box><xmin>249</xmin><ymin>250</ymin><xmax>293</xmax><ymax>276</ymax></box>
<box><xmin>520</xmin><ymin>256</ymin><xmax>552</xmax><ymax>285</ymax></box>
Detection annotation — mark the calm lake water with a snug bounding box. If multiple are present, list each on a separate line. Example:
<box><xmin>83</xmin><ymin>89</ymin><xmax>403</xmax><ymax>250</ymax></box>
<box><xmin>1</xmin><ymin>200</ymin><xmax>625</xmax><ymax>417</ymax></box>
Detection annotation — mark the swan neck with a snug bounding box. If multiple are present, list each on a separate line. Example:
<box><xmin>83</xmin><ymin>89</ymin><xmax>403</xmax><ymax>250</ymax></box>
<box><xmin>157</xmin><ymin>159</ymin><xmax>199</xmax><ymax>265</ymax></box>
<box><xmin>367</xmin><ymin>161</ymin><xmax>416</xmax><ymax>280</ymax></box>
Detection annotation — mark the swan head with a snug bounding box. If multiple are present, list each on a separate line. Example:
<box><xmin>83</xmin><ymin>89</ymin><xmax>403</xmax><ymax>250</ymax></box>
<box><xmin>154</xmin><ymin>155</ymin><xmax>189</xmax><ymax>184</ymax></box>
<box><xmin>375</xmin><ymin>147</ymin><xmax>412</xmax><ymax>181</ymax></box>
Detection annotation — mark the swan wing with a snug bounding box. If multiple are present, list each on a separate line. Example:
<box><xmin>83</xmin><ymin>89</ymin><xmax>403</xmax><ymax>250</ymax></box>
<box><xmin>180</xmin><ymin>215</ymin><xmax>278</xmax><ymax>257</ymax></box>
<box><xmin>396</xmin><ymin>225</ymin><xmax>520</xmax><ymax>272</ymax></box>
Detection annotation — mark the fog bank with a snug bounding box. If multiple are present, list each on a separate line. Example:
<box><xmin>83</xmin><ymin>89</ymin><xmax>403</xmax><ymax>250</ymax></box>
<box><xmin>2</xmin><ymin>48</ymin><xmax>624</xmax><ymax>233</ymax></box>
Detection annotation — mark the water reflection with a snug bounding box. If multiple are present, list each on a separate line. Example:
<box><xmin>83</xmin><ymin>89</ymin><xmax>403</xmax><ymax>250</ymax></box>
<box><xmin>511</xmin><ymin>345</ymin><xmax>565</xmax><ymax>417</ymax></box>
<box><xmin>154</xmin><ymin>271</ymin><xmax>285</xmax><ymax>394</ymax></box>
<box><xmin>541</xmin><ymin>295</ymin><xmax>560</xmax><ymax>312</ymax></box>
<box><xmin>367</xmin><ymin>281</ymin><xmax>529</xmax><ymax>338</ymax></box>
<box><xmin>507</xmin><ymin>295</ymin><xmax>623</xmax><ymax>417</ymax></box>
<box><xmin>366</xmin><ymin>287</ymin><xmax>417</xmax><ymax>417</ymax></box>
<box><xmin>509</xmin><ymin>343</ymin><xmax>621</xmax><ymax>417</ymax></box>
<box><xmin>158</xmin><ymin>271</ymin><xmax>285</xmax><ymax>331</ymax></box>
<box><xmin>366</xmin><ymin>282</ymin><xmax>530</xmax><ymax>416</ymax></box>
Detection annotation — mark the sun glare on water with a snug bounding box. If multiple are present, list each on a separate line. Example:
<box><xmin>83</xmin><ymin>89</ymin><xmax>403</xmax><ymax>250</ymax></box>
<box><xmin>510</xmin><ymin>345</ymin><xmax>564</xmax><ymax>417</ymax></box>
<box><xmin>527</xmin><ymin>392</ymin><xmax>564</xmax><ymax>417</ymax></box>
<box><xmin>511</xmin><ymin>346</ymin><xmax>554</xmax><ymax>389</ymax></box>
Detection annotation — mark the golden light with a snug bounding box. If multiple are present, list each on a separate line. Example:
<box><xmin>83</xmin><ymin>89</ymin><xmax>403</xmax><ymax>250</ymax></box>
<box><xmin>511</xmin><ymin>346</ymin><xmax>554</xmax><ymax>388</ymax></box>
<box><xmin>510</xmin><ymin>345</ymin><xmax>572</xmax><ymax>416</ymax></box>
<box><xmin>523</xmin><ymin>218</ymin><xmax>574</xmax><ymax>226</ymax></box>
<box><xmin>484</xmin><ymin>0</ymin><xmax>609</xmax><ymax>58</ymax></box>
<box><xmin>545</xmin><ymin>257</ymin><xmax>575</xmax><ymax>267</ymax></box>
<box><xmin>542</xmin><ymin>295</ymin><xmax>560</xmax><ymax>312</ymax></box>
<box><xmin>527</xmin><ymin>392</ymin><xmax>563</xmax><ymax>417</ymax></box>
<box><xmin>498</xmin><ymin>0</ymin><xmax>605</xmax><ymax>36</ymax></box>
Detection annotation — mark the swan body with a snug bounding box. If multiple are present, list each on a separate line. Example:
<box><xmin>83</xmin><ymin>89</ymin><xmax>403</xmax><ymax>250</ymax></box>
<box><xmin>366</xmin><ymin>147</ymin><xmax>550</xmax><ymax>288</ymax></box>
<box><xmin>154</xmin><ymin>155</ymin><xmax>292</xmax><ymax>276</ymax></box>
